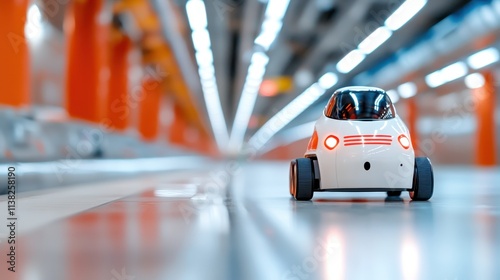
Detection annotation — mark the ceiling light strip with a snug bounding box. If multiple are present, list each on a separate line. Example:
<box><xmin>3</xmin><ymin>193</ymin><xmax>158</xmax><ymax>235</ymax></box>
<box><xmin>337</xmin><ymin>0</ymin><xmax>427</xmax><ymax>74</ymax></box>
<box><xmin>425</xmin><ymin>61</ymin><xmax>468</xmax><ymax>88</ymax></box>
<box><xmin>397</xmin><ymin>82</ymin><xmax>417</xmax><ymax>98</ymax></box>
<box><xmin>229</xmin><ymin>0</ymin><xmax>291</xmax><ymax>152</ymax></box>
<box><xmin>385</xmin><ymin>0</ymin><xmax>428</xmax><ymax>31</ymax></box>
<box><xmin>186</xmin><ymin>0</ymin><xmax>229</xmax><ymax>151</ymax></box>
<box><xmin>467</xmin><ymin>47</ymin><xmax>499</xmax><ymax>69</ymax></box>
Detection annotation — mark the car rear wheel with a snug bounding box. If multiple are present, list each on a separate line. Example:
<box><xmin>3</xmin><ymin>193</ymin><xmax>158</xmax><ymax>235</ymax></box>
<box><xmin>290</xmin><ymin>158</ymin><xmax>314</xmax><ymax>201</ymax></box>
<box><xmin>410</xmin><ymin>157</ymin><xmax>434</xmax><ymax>201</ymax></box>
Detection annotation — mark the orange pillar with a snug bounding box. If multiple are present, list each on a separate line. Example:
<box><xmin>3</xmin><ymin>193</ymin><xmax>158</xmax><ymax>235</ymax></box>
<box><xmin>65</xmin><ymin>0</ymin><xmax>110</xmax><ymax>122</ymax></box>
<box><xmin>168</xmin><ymin>104</ymin><xmax>198</xmax><ymax>150</ymax></box>
<box><xmin>106</xmin><ymin>30</ymin><xmax>132</xmax><ymax>131</ymax></box>
<box><xmin>407</xmin><ymin>98</ymin><xmax>419</xmax><ymax>154</ymax></box>
<box><xmin>0</xmin><ymin>0</ymin><xmax>30</xmax><ymax>107</ymax></box>
<box><xmin>474</xmin><ymin>71</ymin><xmax>496</xmax><ymax>166</ymax></box>
<box><xmin>167</xmin><ymin>103</ymin><xmax>217</xmax><ymax>155</ymax></box>
<box><xmin>168</xmin><ymin>103</ymin><xmax>188</xmax><ymax>145</ymax></box>
<box><xmin>138</xmin><ymin>77</ymin><xmax>162</xmax><ymax>141</ymax></box>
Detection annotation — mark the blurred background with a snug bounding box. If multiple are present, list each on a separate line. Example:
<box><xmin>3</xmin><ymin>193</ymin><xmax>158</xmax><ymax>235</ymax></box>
<box><xmin>0</xmin><ymin>0</ymin><xmax>498</xmax><ymax>168</ymax></box>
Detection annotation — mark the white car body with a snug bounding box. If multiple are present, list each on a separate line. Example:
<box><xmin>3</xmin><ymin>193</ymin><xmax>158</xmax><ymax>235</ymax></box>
<box><xmin>304</xmin><ymin>87</ymin><xmax>414</xmax><ymax>191</ymax></box>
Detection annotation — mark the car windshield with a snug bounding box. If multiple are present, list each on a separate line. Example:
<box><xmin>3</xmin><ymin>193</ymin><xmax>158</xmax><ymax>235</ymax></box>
<box><xmin>324</xmin><ymin>90</ymin><xmax>395</xmax><ymax>120</ymax></box>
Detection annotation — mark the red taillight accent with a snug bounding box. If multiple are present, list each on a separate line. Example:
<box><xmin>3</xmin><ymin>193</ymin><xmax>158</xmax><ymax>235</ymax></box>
<box><xmin>307</xmin><ymin>130</ymin><xmax>319</xmax><ymax>150</ymax></box>
<box><xmin>398</xmin><ymin>134</ymin><xmax>410</xmax><ymax>149</ymax></box>
<box><xmin>324</xmin><ymin>135</ymin><xmax>339</xmax><ymax>150</ymax></box>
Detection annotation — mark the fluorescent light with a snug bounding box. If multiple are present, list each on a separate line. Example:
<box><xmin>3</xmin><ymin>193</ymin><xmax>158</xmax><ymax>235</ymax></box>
<box><xmin>386</xmin><ymin>89</ymin><xmax>400</xmax><ymax>103</ymax></box>
<box><xmin>202</xmin><ymin>84</ymin><xmax>228</xmax><ymax>145</ymax></box>
<box><xmin>186</xmin><ymin>0</ymin><xmax>207</xmax><ymax>30</ymax></box>
<box><xmin>254</xmin><ymin>20</ymin><xmax>282</xmax><ymax>50</ymax></box>
<box><xmin>195</xmin><ymin>50</ymin><xmax>213</xmax><ymax>67</ymax></box>
<box><xmin>250</xmin><ymin>51</ymin><xmax>270</xmax><ymax>66</ymax></box>
<box><xmin>425</xmin><ymin>61</ymin><xmax>468</xmax><ymax>88</ymax></box>
<box><xmin>201</xmin><ymin>75</ymin><xmax>217</xmax><ymax>90</ymax></box>
<box><xmin>254</xmin><ymin>0</ymin><xmax>290</xmax><ymax>50</ymax></box>
<box><xmin>229</xmin><ymin>92</ymin><xmax>260</xmax><ymax>151</ymax></box>
<box><xmin>398</xmin><ymin>82</ymin><xmax>417</xmax><ymax>98</ymax></box>
<box><xmin>191</xmin><ymin>29</ymin><xmax>211</xmax><ymax>51</ymax></box>
<box><xmin>318</xmin><ymin>72</ymin><xmax>338</xmax><ymax>89</ymax></box>
<box><xmin>265</xmin><ymin>0</ymin><xmax>291</xmax><ymax>20</ymax></box>
<box><xmin>464</xmin><ymin>73</ymin><xmax>485</xmax><ymax>89</ymax></box>
<box><xmin>202</xmin><ymin>92</ymin><xmax>228</xmax><ymax>151</ymax></box>
<box><xmin>336</xmin><ymin>49</ymin><xmax>366</xmax><ymax>73</ymax></box>
<box><xmin>25</xmin><ymin>4</ymin><xmax>43</xmax><ymax>41</ymax></box>
<box><xmin>229</xmin><ymin>52</ymin><xmax>270</xmax><ymax>151</ymax></box>
<box><xmin>198</xmin><ymin>65</ymin><xmax>215</xmax><ymax>79</ymax></box>
<box><xmin>254</xmin><ymin>32</ymin><xmax>277</xmax><ymax>50</ymax></box>
<box><xmin>247</xmin><ymin>52</ymin><xmax>269</xmax><ymax>79</ymax></box>
<box><xmin>248</xmin><ymin>63</ymin><xmax>267</xmax><ymax>78</ymax></box>
<box><xmin>261</xmin><ymin>19</ymin><xmax>283</xmax><ymax>35</ymax></box>
<box><xmin>247</xmin><ymin>83</ymin><xmax>325</xmax><ymax>152</ymax></box>
<box><xmin>186</xmin><ymin>0</ymin><xmax>229</xmax><ymax>151</ymax></box>
<box><xmin>229</xmin><ymin>0</ymin><xmax>291</xmax><ymax>152</ymax></box>
<box><xmin>244</xmin><ymin>77</ymin><xmax>262</xmax><ymax>89</ymax></box>
<box><xmin>358</xmin><ymin>27</ymin><xmax>393</xmax><ymax>54</ymax></box>
<box><xmin>425</xmin><ymin>71</ymin><xmax>444</xmax><ymax>88</ymax></box>
<box><xmin>385</xmin><ymin>0</ymin><xmax>427</xmax><ymax>31</ymax></box>
<box><xmin>467</xmin><ymin>47</ymin><xmax>499</xmax><ymax>69</ymax></box>
<box><xmin>440</xmin><ymin>62</ymin><xmax>468</xmax><ymax>82</ymax></box>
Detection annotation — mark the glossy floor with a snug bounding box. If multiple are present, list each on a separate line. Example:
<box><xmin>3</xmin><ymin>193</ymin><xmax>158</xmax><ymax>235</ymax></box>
<box><xmin>1</xmin><ymin>162</ymin><xmax>499</xmax><ymax>280</ymax></box>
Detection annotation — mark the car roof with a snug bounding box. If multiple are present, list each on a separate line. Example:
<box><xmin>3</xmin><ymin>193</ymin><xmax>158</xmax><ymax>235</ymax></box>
<box><xmin>334</xmin><ymin>86</ymin><xmax>386</xmax><ymax>93</ymax></box>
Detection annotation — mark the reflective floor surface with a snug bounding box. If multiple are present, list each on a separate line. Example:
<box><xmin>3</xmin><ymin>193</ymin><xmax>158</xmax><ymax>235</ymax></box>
<box><xmin>1</xmin><ymin>161</ymin><xmax>499</xmax><ymax>280</ymax></box>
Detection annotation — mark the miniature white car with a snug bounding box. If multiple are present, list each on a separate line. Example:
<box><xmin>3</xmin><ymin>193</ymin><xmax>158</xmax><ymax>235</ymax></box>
<box><xmin>290</xmin><ymin>86</ymin><xmax>433</xmax><ymax>201</ymax></box>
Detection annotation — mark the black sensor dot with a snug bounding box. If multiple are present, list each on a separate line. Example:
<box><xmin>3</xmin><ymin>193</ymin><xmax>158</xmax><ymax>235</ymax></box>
<box><xmin>364</xmin><ymin>162</ymin><xmax>370</xmax><ymax>171</ymax></box>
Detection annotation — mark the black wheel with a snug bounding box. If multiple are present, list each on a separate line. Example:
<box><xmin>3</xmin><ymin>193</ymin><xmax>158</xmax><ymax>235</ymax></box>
<box><xmin>387</xmin><ymin>191</ymin><xmax>402</xmax><ymax>197</ymax></box>
<box><xmin>291</xmin><ymin>158</ymin><xmax>314</xmax><ymax>201</ymax></box>
<box><xmin>410</xmin><ymin>157</ymin><xmax>434</xmax><ymax>201</ymax></box>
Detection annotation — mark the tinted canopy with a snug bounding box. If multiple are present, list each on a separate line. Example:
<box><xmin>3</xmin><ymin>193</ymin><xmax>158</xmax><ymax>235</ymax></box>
<box><xmin>324</xmin><ymin>89</ymin><xmax>396</xmax><ymax>120</ymax></box>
